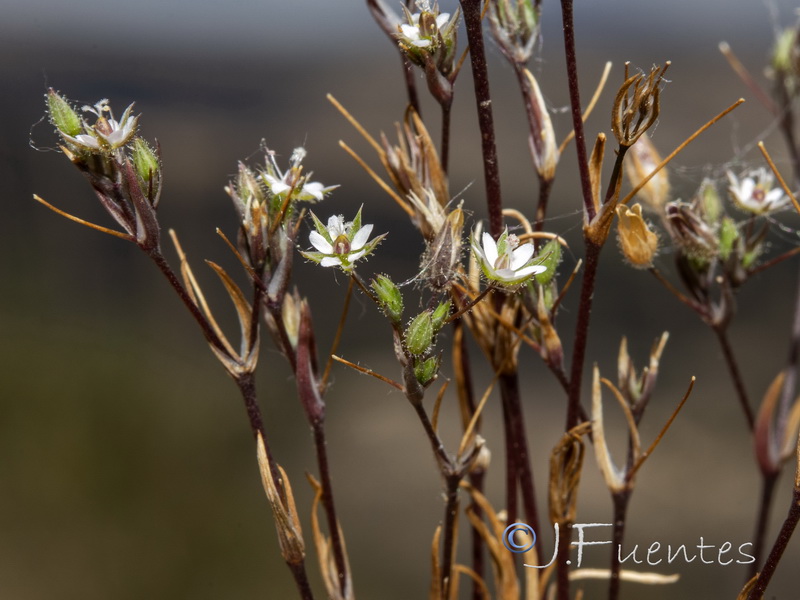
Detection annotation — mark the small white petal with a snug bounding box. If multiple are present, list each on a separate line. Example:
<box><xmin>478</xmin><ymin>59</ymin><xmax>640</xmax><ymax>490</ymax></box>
<box><xmin>510</xmin><ymin>243</ymin><xmax>535</xmax><ymax>270</ymax></box>
<box><xmin>303</xmin><ymin>181</ymin><xmax>325</xmax><ymax>201</ymax></box>
<box><xmin>309</xmin><ymin>231</ymin><xmax>333</xmax><ymax>254</ymax></box>
<box><xmin>348</xmin><ymin>250</ymin><xmax>367</xmax><ymax>262</ymax></box>
<box><xmin>350</xmin><ymin>224</ymin><xmax>373</xmax><ymax>250</ymax></box>
<box><xmin>739</xmin><ymin>178</ymin><xmax>755</xmax><ymax>201</ymax></box>
<box><xmin>514</xmin><ymin>264</ymin><xmax>547</xmax><ymax>278</ymax></box>
<box><xmin>320</xmin><ymin>257</ymin><xmax>343</xmax><ymax>267</ymax></box>
<box><xmin>400</xmin><ymin>24</ymin><xmax>419</xmax><ymax>38</ymax></box>
<box><xmin>436</xmin><ymin>13</ymin><xmax>450</xmax><ymax>28</ymax></box>
<box><xmin>482</xmin><ymin>232</ymin><xmax>498</xmax><ymax>266</ymax></box>
<box><xmin>326</xmin><ymin>215</ymin><xmax>346</xmax><ymax>236</ymax></box>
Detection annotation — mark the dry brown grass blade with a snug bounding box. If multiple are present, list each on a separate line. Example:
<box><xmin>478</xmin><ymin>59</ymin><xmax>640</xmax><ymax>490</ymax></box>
<box><xmin>462</xmin><ymin>481</ymin><xmax>520</xmax><ymax>600</ymax></box>
<box><xmin>33</xmin><ymin>194</ymin><xmax>134</xmax><ymax>241</ymax></box>
<box><xmin>431</xmin><ymin>379</ymin><xmax>450</xmax><ymax>434</ymax></box>
<box><xmin>429</xmin><ymin>525</ymin><xmax>443</xmax><ymax>600</ymax></box>
<box><xmin>737</xmin><ymin>573</ymin><xmax>759</xmax><ymax>600</ymax></box>
<box><xmin>331</xmin><ymin>354</ymin><xmax>404</xmax><ymax>390</ymax></box>
<box><xmin>453</xmin><ymin>564</ymin><xmax>490</xmax><ymax>599</ymax></box>
<box><xmin>559</xmin><ymin>61</ymin><xmax>613</xmax><ymax>154</ymax></box>
<box><xmin>168</xmin><ymin>230</ymin><xmax>237</xmax><ymax>358</ymax></box>
<box><xmin>757</xmin><ymin>141</ymin><xmax>800</xmax><ymax>214</ymax></box>
<box><xmin>457</xmin><ymin>378</ymin><xmax>496</xmax><ymax>457</ymax></box>
<box><xmin>628</xmin><ymin>377</ymin><xmax>695</xmax><ymax>481</ymax></box>
<box><xmin>621</xmin><ymin>99</ymin><xmax>745</xmax><ymax>206</ymax></box>
<box><xmin>600</xmin><ymin>377</ymin><xmax>642</xmax><ymax>463</ymax></box>
<box><xmin>338</xmin><ymin>140</ymin><xmax>413</xmax><ymax>216</ymax></box>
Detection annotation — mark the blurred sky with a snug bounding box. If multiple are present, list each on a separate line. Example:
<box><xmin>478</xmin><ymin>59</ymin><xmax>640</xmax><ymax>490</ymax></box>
<box><xmin>3</xmin><ymin>1</ymin><xmax>800</xmax><ymax>599</ymax></box>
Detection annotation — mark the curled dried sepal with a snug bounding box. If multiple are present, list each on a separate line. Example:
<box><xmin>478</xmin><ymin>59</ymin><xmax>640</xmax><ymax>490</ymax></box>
<box><xmin>591</xmin><ymin>366</ymin><xmax>628</xmax><ymax>493</ymax></box>
<box><xmin>549</xmin><ymin>422</ymin><xmax>591</xmax><ymax>524</ymax></box>
<box><xmin>523</xmin><ymin>68</ymin><xmax>559</xmax><ymax>182</ymax></box>
<box><xmin>615</xmin><ymin>203</ymin><xmax>658</xmax><ymax>269</ymax></box>
<box><xmin>307</xmin><ymin>474</ymin><xmax>354</xmax><ymax>600</ymax></box>
<box><xmin>461</xmin><ymin>481</ymin><xmax>521</xmax><ymax>600</ymax></box>
<box><xmin>624</xmin><ymin>133</ymin><xmax>670</xmax><ymax>211</ymax></box>
<box><xmin>256</xmin><ymin>434</ymin><xmax>305</xmax><ymax>566</ymax></box>
<box><xmin>617</xmin><ymin>332</ymin><xmax>669</xmax><ymax>411</ymax></box>
<box><xmin>612</xmin><ymin>62</ymin><xmax>669</xmax><ymax>147</ymax></box>
<box><xmin>755</xmin><ymin>371</ymin><xmax>800</xmax><ymax>476</ymax></box>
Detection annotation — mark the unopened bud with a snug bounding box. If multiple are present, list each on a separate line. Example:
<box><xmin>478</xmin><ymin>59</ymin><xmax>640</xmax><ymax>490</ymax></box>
<box><xmin>414</xmin><ymin>356</ymin><xmax>439</xmax><ymax>386</ymax></box>
<box><xmin>624</xmin><ymin>133</ymin><xmax>670</xmax><ymax>210</ymax></box>
<box><xmin>718</xmin><ymin>217</ymin><xmax>739</xmax><ymax>261</ymax></box>
<box><xmin>616</xmin><ymin>203</ymin><xmax>658</xmax><ymax>269</ymax></box>
<box><xmin>46</xmin><ymin>89</ymin><xmax>82</xmax><ymax>137</ymax></box>
<box><xmin>132</xmin><ymin>138</ymin><xmax>159</xmax><ymax>184</ymax></box>
<box><xmin>405</xmin><ymin>311</ymin><xmax>434</xmax><ymax>356</ymax></box>
<box><xmin>431</xmin><ymin>300</ymin><xmax>451</xmax><ymax>331</ymax></box>
<box><xmin>372</xmin><ymin>274</ymin><xmax>404</xmax><ymax>323</ymax></box>
<box><xmin>697</xmin><ymin>179</ymin><xmax>722</xmax><ymax>225</ymax></box>
<box><xmin>524</xmin><ymin>69</ymin><xmax>559</xmax><ymax>181</ymax></box>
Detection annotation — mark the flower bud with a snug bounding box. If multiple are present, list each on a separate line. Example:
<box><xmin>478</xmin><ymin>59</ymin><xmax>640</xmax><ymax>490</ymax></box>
<box><xmin>132</xmin><ymin>138</ymin><xmax>159</xmax><ymax>185</ymax></box>
<box><xmin>718</xmin><ymin>217</ymin><xmax>739</xmax><ymax>261</ymax></box>
<box><xmin>431</xmin><ymin>300</ymin><xmax>451</xmax><ymax>331</ymax></box>
<box><xmin>46</xmin><ymin>89</ymin><xmax>82</xmax><ymax>137</ymax></box>
<box><xmin>405</xmin><ymin>311</ymin><xmax>434</xmax><ymax>356</ymax></box>
<box><xmin>414</xmin><ymin>356</ymin><xmax>439</xmax><ymax>386</ymax></box>
<box><xmin>624</xmin><ymin>133</ymin><xmax>670</xmax><ymax>210</ymax></box>
<box><xmin>697</xmin><ymin>179</ymin><xmax>722</xmax><ymax>225</ymax></box>
<box><xmin>616</xmin><ymin>203</ymin><xmax>658</xmax><ymax>269</ymax></box>
<box><xmin>665</xmin><ymin>200</ymin><xmax>718</xmax><ymax>264</ymax></box>
<box><xmin>371</xmin><ymin>274</ymin><xmax>404</xmax><ymax>323</ymax></box>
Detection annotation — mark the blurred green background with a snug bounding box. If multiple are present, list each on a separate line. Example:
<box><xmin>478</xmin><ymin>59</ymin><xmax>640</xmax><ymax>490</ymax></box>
<box><xmin>3</xmin><ymin>0</ymin><xmax>800</xmax><ymax>597</ymax></box>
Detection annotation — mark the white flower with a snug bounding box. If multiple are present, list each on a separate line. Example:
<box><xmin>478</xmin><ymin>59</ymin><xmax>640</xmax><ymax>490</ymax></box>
<box><xmin>471</xmin><ymin>228</ymin><xmax>546</xmax><ymax>287</ymax></box>
<box><xmin>302</xmin><ymin>208</ymin><xmax>385</xmax><ymax>271</ymax></box>
<box><xmin>61</xmin><ymin>99</ymin><xmax>138</xmax><ymax>152</ymax></box>
<box><xmin>262</xmin><ymin>147</ymin><xmax>337</xmax><ymax>202</ymax></box>
<box><xmin>398</xmin><ymin>12</ymin><xmax>450</xmax><ymax>48</ymax></box>
<box><xmin>727</xmin><ymin>168</ymin><xmax>790</xmax><ymax>215</ymax></box>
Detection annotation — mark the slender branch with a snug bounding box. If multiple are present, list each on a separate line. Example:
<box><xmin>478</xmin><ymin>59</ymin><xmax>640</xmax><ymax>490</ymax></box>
<box><xmin>441</xmin><ymin>101</ymin><xmax>452</xmax><ymax>174</ymax></box>
<box><xmin>608</xmin><ymin>490</ymin><xmax>632</xmax><ymax>600</ymax></box>
<box><xmin>566</xmin><ymin>240</ymin><xmax>602</xmax><ymax>429</ymax></box>
<box><xmin>311</xmin><ymin>420</ymin><xmax>348</xmax><ymax>595</ymax></box>
<box><xmin>460</xmin><ymin>0</ymin><xmax>503</xmax><ymax>237</ymax></box>
<box><xmin>559</xmin><ymin>0</ymin><xmax>594</xmax><ymax>221</ymax></box>
<box><xmin>712</xmin><ymin>326</ymin><xmax>755</xmax><ymax>430</ymax></box>
<box><xmin>499</xmin><ymin>371</ymin><xmax>543</xmax><ymax>561</ymax></box>
<box><xmin>749</xmin><ymin>474</ymin><xmax>779</xmax><ymax>580</ymax></box>
<box><xmin>748</xmin><ymin>487</ymin><xmax>800</xmax><ymax>598</ymax></box>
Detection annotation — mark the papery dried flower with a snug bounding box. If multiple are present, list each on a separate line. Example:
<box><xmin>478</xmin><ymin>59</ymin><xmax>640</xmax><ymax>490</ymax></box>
<box><xmin>302</xmin><ymin>208</ymin><xmax>385</xmax><ymax>271</ymax></box>
<box><xmin>727</xmin><ymin>168</ymin><xmax>790</xmax><ymax>215</ymax></box>
<box><xmin>612</xmin><ymin>63</ymin><xmax>669</xmax><ymax>147</ymax></box>
<box><xmin>624</xmin><ymin>132</ymin><xmax>670</xmax><ymax>210</ymax></box>
<box><xmin>471</xmin><ymin>228</ymin><xmax>547</xmax><ymax>289</ymax></box>
<box><xmin>616</xmin><ymin>203</ymin><xmax>658</xmax><ymax>269</ymax></box>
<box><xmin>422</xmin><ymin>202</ymin><xmax>463</xmax><ymax>290</ymax></box>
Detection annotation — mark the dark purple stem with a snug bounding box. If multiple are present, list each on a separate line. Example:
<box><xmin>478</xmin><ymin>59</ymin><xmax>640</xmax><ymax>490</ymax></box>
<box><xmin>460</xmin><ymin>0</ymin><xmax>503</xmax><ymax>236</ymax></box>
<box><xmin>748</xmin><ymin>487</ymin><xmax>800</xmax><ymax>599</ymax></box>
<box><xmin>712</xmin><ymin>326</ymin><xmax>755</xmax><ymax>430</ymax></box>
<box><xmin>558</xmin><ymin>0</ymin><xmax>595</xmax><ymax>221</ymax></box>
